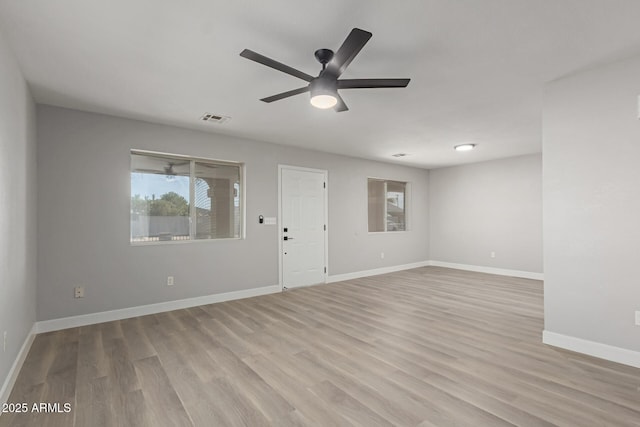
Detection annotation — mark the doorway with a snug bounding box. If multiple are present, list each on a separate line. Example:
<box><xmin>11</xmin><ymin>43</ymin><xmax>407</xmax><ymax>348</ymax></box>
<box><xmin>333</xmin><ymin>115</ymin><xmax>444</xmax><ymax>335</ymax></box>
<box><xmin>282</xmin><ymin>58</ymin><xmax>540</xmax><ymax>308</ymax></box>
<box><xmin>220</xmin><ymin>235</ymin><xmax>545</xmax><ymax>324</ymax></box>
<box><xmin>278</xmin><ymin>165</ymin><xmax>328</xmax><ymax>289</ymax></box>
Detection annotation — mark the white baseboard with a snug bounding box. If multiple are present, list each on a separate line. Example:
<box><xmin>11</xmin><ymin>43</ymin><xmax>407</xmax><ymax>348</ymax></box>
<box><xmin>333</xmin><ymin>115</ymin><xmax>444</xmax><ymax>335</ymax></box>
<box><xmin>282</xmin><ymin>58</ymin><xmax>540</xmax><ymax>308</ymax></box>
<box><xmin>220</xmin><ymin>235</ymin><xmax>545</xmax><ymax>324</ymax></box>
<box><xmin>35</xmin><ymin>284</ymin><xmax>281</xmax><ymax>334</ymax></box>
<box><xmin>1</xmin><ymin>324</ymin><xmax>36</xmax><ymax>407</ymax></box>
<box><xmin>427</xmin><ymin>260</ymin><xmax>544</xmax><ymax>281</ymax></box>
<box><xmin>543</xmin><ymin>330</ymin><xmax>640</xmax><ymax>369</ymax></box>
<box><xmin>326</xmin><ymin>260</ymin><xmax>543</xmax><ymax>283</ymax></box>
<box><xmin>327</xmin><ymin>261</ymin><xmax>431</xmax><ymax>283</ymax></box>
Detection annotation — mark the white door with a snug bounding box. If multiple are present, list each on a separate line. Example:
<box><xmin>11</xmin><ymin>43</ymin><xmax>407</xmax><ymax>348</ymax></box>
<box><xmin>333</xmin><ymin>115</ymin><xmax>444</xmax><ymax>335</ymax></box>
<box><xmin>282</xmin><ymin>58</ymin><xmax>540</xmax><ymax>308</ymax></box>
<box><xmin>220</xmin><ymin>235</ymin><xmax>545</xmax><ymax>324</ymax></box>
<box><xmin>280</xmin><ymin>166</ymin><xmax>327</xmax><ymax>289</ymax></box>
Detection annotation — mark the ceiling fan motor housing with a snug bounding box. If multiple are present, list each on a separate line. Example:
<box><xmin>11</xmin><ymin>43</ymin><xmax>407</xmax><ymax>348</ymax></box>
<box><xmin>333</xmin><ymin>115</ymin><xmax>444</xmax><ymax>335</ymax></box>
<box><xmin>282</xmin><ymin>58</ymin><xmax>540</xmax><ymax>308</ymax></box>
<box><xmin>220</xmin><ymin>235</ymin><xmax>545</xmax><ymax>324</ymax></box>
<box><xmin>310</xmin><ymin>76</ymin><xmax>337</xmax><ymax>96</ymax></box>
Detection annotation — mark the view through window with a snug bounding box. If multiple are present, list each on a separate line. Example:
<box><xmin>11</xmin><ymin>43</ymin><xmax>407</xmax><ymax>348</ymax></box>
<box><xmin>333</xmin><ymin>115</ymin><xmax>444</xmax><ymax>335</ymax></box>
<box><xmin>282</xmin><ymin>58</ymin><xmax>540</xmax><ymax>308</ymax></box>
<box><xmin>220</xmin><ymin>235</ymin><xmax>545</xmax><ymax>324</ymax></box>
<box><xmin>368</xmin><ymin>178</ymin><xmax>407</xmax><ymax>232</ymax></box>
<box><xmin>130</xmin><ymin>151</ymin><xmax>242</xmax><ymax>243</ymax></box>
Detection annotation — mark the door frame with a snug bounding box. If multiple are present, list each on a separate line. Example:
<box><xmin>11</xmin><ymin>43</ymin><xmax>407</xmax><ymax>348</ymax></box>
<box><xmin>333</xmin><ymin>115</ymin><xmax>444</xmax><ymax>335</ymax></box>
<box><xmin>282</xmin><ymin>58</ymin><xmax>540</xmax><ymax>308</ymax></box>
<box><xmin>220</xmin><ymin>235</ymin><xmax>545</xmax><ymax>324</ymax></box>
<box><xmin>278</xmin><ymin>164</ymin><xmax>329</xmax><ymax>291</ymax></box>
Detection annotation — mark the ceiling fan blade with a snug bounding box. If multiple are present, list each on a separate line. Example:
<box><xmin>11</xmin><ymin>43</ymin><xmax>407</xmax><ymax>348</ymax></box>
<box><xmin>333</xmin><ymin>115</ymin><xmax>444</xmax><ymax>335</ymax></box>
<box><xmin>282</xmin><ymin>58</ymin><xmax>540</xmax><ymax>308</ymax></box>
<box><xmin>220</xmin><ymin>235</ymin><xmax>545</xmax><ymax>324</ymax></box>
<box><xmin>323</xmin><ymin>28</ymin><xmax>372</xmax><ymax>78</ymax></box>
<box><xmin>260</xmin><ymin>86</ymin><xmax>310</xmax><ymax>103</ymax></box>
<box><xmin>240</xmin><ymin>49</ymin><xmax>314</xmax><ymax>82</ymax></box>
<box><xmin>338</xmin><ymin>78</ymin><xmax>410</xmax><ymax>89</ymax></box>
<box><xmin>334</xmin><ymin>93</ymin><xmax>349</xmax><ymax>112</ymax></box>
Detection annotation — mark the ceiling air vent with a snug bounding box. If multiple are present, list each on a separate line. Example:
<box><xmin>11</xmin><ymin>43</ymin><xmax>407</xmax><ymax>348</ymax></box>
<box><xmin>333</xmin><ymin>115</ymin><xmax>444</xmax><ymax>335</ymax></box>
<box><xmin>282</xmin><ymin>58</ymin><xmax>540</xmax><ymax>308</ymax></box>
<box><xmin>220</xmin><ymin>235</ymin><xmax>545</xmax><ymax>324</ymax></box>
<box><xmin>200</xmin><ymin>113</ymin><xmax>230</xmax><ymax>124</ymax></box>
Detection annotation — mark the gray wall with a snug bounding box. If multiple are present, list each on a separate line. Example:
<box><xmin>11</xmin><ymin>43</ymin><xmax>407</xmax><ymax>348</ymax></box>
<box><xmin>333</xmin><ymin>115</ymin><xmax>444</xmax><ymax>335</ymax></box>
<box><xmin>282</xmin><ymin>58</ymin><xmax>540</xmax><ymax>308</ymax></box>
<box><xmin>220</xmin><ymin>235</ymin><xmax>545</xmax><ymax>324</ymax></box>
<box><xmin>428</xmin><ymin>154</ymin><xmax>543</xmax><ymax>274</ymax></box>
<box><xmin>543</xmin><ymin>54</ymin><xmax>640</xmax><ymax>351</ymax></box>
<box><xmin>0</xmin><ymin>32</ymin><xmax>37</xmax><ymax>390</ymax></box>
<box><xmin>36</xmin><ymin>106</ymin><xmax>429</xmax><ymax>321</ymax></box>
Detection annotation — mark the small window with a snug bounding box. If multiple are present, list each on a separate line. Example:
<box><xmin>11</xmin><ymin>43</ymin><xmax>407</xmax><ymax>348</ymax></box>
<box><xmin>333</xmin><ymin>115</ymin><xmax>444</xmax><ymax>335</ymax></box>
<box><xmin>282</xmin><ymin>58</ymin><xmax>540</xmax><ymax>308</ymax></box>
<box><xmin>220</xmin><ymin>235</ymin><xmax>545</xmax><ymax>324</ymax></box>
<box><xmin>130</xmin><ymin>151</ymin><xmax>243</xmax><ymax>243</ymax></box>
<box><xmin>368</xmin><ymin>178</ymin><xmax>407</xmax><ymax>232</ymax></box>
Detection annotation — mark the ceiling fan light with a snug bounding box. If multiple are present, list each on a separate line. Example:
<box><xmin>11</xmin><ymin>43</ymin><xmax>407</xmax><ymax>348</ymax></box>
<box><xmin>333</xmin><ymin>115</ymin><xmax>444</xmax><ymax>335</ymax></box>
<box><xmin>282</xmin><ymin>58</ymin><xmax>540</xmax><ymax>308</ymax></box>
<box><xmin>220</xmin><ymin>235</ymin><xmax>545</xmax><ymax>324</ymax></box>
<box><xmin>310</xmin><ymin>94</ymin><xmax>337</xmax><ymax>109</ymax></box>
<box><xmin>309</xmin><ymin>77</ymin><xmax>338</xmax><ymax>109</ymax></box>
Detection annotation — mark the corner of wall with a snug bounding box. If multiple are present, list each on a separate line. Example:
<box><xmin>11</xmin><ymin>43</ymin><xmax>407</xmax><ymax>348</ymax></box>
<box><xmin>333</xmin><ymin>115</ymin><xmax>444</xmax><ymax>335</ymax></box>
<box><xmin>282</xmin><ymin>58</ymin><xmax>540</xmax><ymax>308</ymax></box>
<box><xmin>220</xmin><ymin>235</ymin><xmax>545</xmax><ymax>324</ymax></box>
<box><xmin>0</xmin><ymin>27</ymin><xmax>38</xmax><ymax>406</ymax></box>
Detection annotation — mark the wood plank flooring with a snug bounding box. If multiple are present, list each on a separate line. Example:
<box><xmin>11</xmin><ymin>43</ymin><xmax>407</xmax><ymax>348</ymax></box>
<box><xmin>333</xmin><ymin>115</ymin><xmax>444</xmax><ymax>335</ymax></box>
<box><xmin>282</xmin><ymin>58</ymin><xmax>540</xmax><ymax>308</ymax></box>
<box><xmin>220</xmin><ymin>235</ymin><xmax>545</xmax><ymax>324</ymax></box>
<box><xmin>2</xmin><ymin>266</ymin><xmax>639</xmax><ymax>426</ymax></box>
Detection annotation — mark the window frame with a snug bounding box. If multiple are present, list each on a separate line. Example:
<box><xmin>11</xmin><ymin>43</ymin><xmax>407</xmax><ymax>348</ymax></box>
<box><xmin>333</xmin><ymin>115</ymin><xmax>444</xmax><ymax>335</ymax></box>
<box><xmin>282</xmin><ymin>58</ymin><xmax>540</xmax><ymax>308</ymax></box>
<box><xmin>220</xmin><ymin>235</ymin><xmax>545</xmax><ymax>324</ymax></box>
<box><xmin>130</xmin><ymin>149</ymin><xmax>245</xmax><ymax>245</ymax></box>
<box><xmin>367</xmin><ymin>177</ymin><xmax>410</xmax><ymax>234</ymax></box>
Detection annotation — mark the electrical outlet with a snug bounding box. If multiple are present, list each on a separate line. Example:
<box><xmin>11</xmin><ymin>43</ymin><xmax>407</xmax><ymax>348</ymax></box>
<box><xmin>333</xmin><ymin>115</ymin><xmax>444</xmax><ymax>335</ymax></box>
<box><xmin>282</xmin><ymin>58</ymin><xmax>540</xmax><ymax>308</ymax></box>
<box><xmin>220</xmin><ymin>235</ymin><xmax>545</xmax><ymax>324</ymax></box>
<box><xmin>380</xmin><ymin>252</ymin><xmax>385</xmax><ymax>259</ymax></box>
<box><xmin>74</xmin><ymin>286</ymin><xmax>85</xmax><ymax>298</ymax></box>
<box><xmin>490</xmin><ymin>251</ymin><xmax>496</xmax><ymax>258</ymax></box>
<box><xmin>635</xmin><ymin>311</ymin><xmax>640</xmax><ymax>326</ymax></box>
<box><xmin>3</xmin><ymin>331</ymin><xmax>7</xmax><ymax>352</ymax></box>
<box><xmin>167</xmin><ymin>276</ymin><xmax>174</xmax><ymax>286</ymax></box>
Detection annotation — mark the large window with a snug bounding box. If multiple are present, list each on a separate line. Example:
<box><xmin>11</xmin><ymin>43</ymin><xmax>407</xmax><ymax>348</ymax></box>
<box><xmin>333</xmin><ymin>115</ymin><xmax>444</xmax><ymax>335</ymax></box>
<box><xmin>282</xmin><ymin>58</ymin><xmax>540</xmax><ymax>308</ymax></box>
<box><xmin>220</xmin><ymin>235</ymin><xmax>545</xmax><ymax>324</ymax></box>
<box><xmin>368</xmin><ymin>178</ymin><xmax>407</xmax><ymax>232</ymax></box>
<box><xmin>130</xmin><ymin>150</ymin><xmax>242</xmax><ymax>243</ymax></box>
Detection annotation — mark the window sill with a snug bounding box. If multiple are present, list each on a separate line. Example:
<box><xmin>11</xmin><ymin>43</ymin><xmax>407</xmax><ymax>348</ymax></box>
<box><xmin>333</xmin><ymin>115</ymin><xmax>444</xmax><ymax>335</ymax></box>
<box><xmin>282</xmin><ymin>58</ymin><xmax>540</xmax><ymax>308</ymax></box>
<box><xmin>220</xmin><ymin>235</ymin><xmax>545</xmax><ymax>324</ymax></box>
<box><xmin>130</xmin><ymin>237</ymin><xmax>243</xmax><ymax>246</ymax></box>
<box><xmin>367</xmin><ymin>230</ymin><xmax>409</xmax><ymax>235</ymax></box>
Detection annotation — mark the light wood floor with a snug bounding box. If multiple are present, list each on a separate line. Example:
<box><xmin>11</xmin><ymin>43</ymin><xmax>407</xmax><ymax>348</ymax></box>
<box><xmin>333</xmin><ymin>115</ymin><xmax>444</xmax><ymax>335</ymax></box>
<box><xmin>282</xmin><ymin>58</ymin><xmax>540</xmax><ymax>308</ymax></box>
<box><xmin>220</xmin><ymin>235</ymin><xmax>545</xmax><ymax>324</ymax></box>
<box><xmin>2</xmin><ymin>267</ymin><xmax>640</xmax><ymax>426</ymax></box>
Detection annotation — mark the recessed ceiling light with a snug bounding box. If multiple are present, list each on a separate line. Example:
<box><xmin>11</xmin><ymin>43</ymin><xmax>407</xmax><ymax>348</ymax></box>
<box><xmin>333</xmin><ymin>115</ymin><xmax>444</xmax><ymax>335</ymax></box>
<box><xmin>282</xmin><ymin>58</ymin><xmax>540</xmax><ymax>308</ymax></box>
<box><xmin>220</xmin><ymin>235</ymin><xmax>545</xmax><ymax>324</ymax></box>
<box><xmin>392</xmin><ymin>153</ymin><xmax>409</xmax><ymax>157</ymax></box>
<box><xmin>454</xmin><ymin>144</ymin><xmax>476</xmax><ymax>152</ymax></box>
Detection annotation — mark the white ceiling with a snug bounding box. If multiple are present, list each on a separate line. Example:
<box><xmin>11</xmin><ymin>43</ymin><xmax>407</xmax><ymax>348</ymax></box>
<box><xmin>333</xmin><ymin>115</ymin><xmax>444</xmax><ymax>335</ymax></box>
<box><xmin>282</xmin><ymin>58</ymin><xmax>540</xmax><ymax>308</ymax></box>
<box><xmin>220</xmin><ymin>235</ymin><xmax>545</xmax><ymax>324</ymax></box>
<box><xmin>2</xmin><ymin>1</ymin><xmax>640</xmax><ymax>168</ymax></box>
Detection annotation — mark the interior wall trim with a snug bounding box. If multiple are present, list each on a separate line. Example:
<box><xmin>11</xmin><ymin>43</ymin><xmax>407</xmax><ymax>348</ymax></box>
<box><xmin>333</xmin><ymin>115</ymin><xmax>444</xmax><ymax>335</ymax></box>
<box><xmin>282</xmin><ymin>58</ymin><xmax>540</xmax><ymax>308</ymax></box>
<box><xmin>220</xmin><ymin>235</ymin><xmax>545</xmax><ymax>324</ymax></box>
<box><xmin>327</xmin><ymin>261</ymin><xmax>431</xmax><ymax>283</ymax></box>
<box><xmin>0</xmin><ymin>324</ymin><xmax>37</xmax><ymax>408</ymax></box>
<box><xmin>427</xmin><ymin>260</ymin><xmax>544</xmax><ymax>280</ymax></box>
<box><xmin>543</xmin><ymin>330</ymin><xmax>640</xmax><ymax>369</ymax></box>
<box><xmin>35</xmin><ymin>284</ymin><xmax>281</xmax><ymax>334</ymax></box>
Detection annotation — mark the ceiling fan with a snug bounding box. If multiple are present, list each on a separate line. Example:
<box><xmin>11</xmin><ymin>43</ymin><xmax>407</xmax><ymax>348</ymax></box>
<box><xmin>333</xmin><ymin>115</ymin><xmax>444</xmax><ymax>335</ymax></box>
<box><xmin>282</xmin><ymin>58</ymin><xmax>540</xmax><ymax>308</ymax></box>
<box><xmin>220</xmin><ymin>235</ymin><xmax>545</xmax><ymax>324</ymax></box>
<box><xmin>164</xmin><ymin>162</ymin><xmax>178</xmax><ymax>176</ymax></box>
<box><xmin>240</xmin><ymin>28</ymin><xmax>410</xmax><ymax>112</ymax></box>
